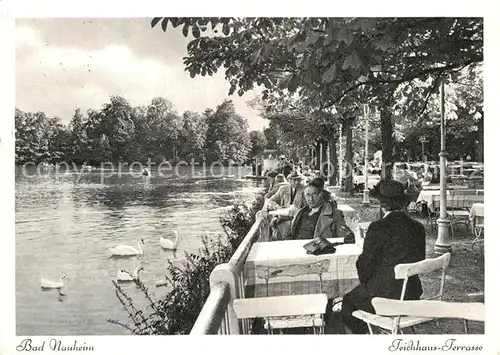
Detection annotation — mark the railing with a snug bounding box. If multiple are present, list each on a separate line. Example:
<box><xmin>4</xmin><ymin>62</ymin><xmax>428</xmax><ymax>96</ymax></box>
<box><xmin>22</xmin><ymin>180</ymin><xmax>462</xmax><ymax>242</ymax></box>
<box><xmin>190</xmin><ymin>282</ymin><xmax>230</xmax><ymax>334</ymax></box>
<box><xmin>190</xmin><ymin>214</ymin><xmax>267</xmax><ymax>334</ymax></box>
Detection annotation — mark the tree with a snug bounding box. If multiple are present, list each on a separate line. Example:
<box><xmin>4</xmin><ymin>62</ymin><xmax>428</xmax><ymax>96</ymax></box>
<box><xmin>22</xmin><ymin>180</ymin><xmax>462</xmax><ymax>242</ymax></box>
<box><xmin>152</xmin><ymin>17</ymin><xmax>483</xmax><ymax>178</ymax></box>
<box><xmin>100</xmin><ymin>95</ymin><xmax>136</xmax><ymax>162</ymax></box>
<box><xmin>68</xmin><ymin>108</ymin><xmax>90</xmax><ymax>164</ymax></box>
<box><xmin>15</xmin><ymin>109</ymin><xmax>71</xmax><ymax>164</ymax></box>
<box><xmin>263</xmin><ymin>126</ymin><xmax>279</xmax><ymax>150</ymax></box>
<box><xmin>205</xmin><ymin>100</ymin><xmax>251</xmax><ymax>164</ymax></box>
<box><xmin>145</xmin><ymin>97</ymin><xmax>182</xmax><ymax>161</ymax></box>
<box><xmin>248</xmin><ymin>130</ymin><xmax>267</xmax><ymax>159</ymax></box>
<box><xmin>394</xmin><ymin>64</ymin><xmax>483</xmax><ymax>162</ymax></box>
<box><xmin>179</xmin><ymin>110</ymin><xmax>208</xmax><ymax>162</ymax></box>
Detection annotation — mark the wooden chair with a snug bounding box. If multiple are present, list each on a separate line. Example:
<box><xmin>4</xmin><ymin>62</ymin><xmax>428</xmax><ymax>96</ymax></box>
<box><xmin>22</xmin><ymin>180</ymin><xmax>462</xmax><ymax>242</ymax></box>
<box><xmin>470</xmin><ymin>208</ymin><xmax>484</xmax><ymax>251</ymax></box>
<box><xmin>371</xmin><ymin>298</ymin><xmax>484</xmax><ymax>334</ymax></box>
<box><xmin>233</xmin><ymin>259</ymin><xmax>330</xmax><ymax>334</ymax></box>
<box><xmin>465</xmin><ymin>292</ymin><xmax>485</xmax><ymax>333</ymax></box>
<box><xmin>352</xmin><ymin>253</ymin><xmax>451</xmax><ymax>334</ymax></box>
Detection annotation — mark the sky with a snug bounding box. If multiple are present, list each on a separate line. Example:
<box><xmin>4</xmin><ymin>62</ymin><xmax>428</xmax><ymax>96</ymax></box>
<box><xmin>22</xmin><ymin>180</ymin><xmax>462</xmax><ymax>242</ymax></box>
<box><xmin>15</xmin><ymin>18</ymin><xmax>268</xmax><ymax>131</ymax></box>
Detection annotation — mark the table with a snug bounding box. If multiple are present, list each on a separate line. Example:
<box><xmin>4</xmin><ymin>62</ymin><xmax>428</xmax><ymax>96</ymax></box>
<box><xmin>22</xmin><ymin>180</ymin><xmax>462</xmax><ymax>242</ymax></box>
<box><xmin>416</xmin><ymin>191</ymin><xmax>483</xmax><ymax>212</ymax></box>
<box><xmin>416</xmin><ymin>191</ymin><xmax>451</xmax><ymax>211</ymax></box>
<box><xmin>244</xmin><ymin>238</ymin><xmax>362</xmax><ymax>299</ymax></box>
<box><xmin>469</xmin><ymin>203</ymin><xmax>484</xmax><ymax>247</ymax></box>
<box><xmin>338</xmin><ymin>204</ymin><xmax>356</xmax><ymax>218</ymax></box>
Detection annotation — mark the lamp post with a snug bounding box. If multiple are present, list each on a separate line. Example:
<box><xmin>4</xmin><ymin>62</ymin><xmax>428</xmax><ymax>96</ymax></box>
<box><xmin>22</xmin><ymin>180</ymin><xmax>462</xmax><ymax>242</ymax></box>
<box><xmin>339</xmin><ymin>124</ymin><xmax>343</xmax><ymax>189</ymax></box>
<box><xmin>362</xmin><ymin>105</ymin><xmax>370</xmax><ymax>205</ymax></box>
<box><xmin>434</xmin><ymin>78</ymin><xmax>452</xmax><ymax>255</ymax></box>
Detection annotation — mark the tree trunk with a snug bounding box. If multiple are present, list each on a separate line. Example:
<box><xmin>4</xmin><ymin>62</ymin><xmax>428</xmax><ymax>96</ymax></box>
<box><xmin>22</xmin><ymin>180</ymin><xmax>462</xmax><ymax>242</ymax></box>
<box><xmin>320</xmin><ymin>139</ymin><xmax>328</xmax><ymax>178</ymax></box>
<box><xmin>477</xmin><ymin>110</ymin><xmax>484</xmax><ymax>162</ymax></box>
<box><xmin>380</xmin><ymin>107</ymin><xmax>394</xmax><ymax>180</ymax></box>
<box><xmin>328</xmin><ymin>134</ymin><xmax>338</xmax><ymax>186</ymax></box>
<box><xmin>345</xmin><ymin>118</ymin><xmax>354</xmax><ymax>196</ymax></box>
<box><xmin>315</xmin><ymin>141</ymin><xmax>321</xmax><ymax>170</ymax></box>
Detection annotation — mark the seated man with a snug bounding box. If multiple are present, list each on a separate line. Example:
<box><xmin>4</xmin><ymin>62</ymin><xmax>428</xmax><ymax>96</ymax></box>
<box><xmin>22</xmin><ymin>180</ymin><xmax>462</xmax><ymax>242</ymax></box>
<box><xmin>267</xmin><ymin>170</ymin><xmax>306</xmax><ymax>208</ymax></box>
<box><xmin>264</xmin><ymin>170</ymin><xmax>279</xmax><ymax>195</ymax></box>
<box><xmin>308</xmin><ymin>177</ymin><xmax>334</xmax><ymax>203</ymax></box>
<box><xmin>288</xmin><ymin>178</ymin><xmax>354</xmax><ymax>241</ymax></box>
<box><xmin>340</xmin><ymin>180</ymin><xmax>426</xmax><ymax>334</ymax></box>
<box><xmin>263</xmin><ymin>170</ymin><xmax>306</xmax><ymax>240</ymax></box>
<box><xmin>264</xmin><ymin>173</ymin><xmax>289</xmax><ymax>199</ymax></box>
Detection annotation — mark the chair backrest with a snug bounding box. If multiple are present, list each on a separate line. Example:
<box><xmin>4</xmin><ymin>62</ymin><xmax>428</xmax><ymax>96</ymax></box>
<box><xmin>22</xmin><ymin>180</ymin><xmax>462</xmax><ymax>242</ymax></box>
<box><xmin>449</xmin><ymin>193</ymin><xmax>469</xmax><ymax>209</ymax></box>
<box><xmin>255</xmin><ymin>259</ymin><xmax>330</xmax><ymax>296</ymax></box>
<box><xmin>372</xmin><ymin>298</ymin><xmax>485</xmax><ymax>332</ymax></box>
<box><xmin>394</xmin><ymin>253</ymin><xmax>451</xmax><ymax>301</ymax></box>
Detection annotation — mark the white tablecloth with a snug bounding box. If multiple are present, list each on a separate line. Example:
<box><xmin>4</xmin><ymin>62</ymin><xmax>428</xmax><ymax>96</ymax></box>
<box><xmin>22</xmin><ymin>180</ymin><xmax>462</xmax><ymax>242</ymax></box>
<box><xmin>469</xmin><ymin>203</ymin><xmax>484</xmax><ymax>225</ymax></box>
<box><xmin>416</xmin><ymin>190</ymin><xmax>451</xmax><ymax>207</ymax></box>
<box><xmin>244</xmin><ymin>238</ymin><xmax>362</xmax><ymax>298</ymax></box>
<box><xmin>416</xmin><ymin>191</ymin><xmax>483</xmax><ymax>212</ymax></box>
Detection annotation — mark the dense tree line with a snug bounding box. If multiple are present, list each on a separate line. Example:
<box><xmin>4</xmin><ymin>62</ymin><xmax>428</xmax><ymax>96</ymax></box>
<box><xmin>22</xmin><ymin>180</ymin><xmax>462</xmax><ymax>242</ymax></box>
<box><xmin>15</xmin><ymin>97</ymin><xmax>260</xmax><ymax>166</ymax></box>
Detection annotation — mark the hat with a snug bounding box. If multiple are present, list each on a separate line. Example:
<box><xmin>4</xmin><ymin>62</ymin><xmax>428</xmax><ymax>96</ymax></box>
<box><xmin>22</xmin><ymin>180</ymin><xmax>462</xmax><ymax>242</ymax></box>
<box><xmin>287</xmin><ymin>170</ymin><xmax>303</xmax><ymax>180</ymax></box>
<box><xmin>369</xmin><ymin>179</ymin><xmax>409</xmax><ymax>203</ymax></box>
<box><xmin>308</xmin><ymin>177</ymin><xmax>325</xmax><ymax>190</ymax></box>
<box><xmin>279</xmin><ymin>154</ymin><xmax>286</xmax><ymax>159</ymax></box>
<box><xmin>267</xmin><ymin>170</ymin><xmax>279</xmax><ymax>178</ymax></box>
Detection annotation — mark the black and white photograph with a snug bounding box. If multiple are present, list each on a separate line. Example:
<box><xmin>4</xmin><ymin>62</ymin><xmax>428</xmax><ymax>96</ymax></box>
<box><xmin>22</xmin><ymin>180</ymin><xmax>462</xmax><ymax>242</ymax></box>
<box><xmin>1</xmin><ymin>3</ymin><xmax>499</xmax><ymax>354</ymax></box>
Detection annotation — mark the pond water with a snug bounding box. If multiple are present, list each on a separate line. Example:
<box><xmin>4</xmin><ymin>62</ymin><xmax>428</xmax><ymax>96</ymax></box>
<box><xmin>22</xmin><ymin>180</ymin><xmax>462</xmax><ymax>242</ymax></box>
<box><xmin>15</xmin><ymin>165</ymin><xmax>262</xmax><ymax>335</ymax></box>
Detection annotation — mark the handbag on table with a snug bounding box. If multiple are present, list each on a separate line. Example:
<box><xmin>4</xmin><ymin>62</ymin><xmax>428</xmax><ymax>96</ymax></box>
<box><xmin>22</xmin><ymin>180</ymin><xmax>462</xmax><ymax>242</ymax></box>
<box><xmin>303</xmin><ymin>238</ymin><xmax>341</xmax><ymax>255</ymax></box>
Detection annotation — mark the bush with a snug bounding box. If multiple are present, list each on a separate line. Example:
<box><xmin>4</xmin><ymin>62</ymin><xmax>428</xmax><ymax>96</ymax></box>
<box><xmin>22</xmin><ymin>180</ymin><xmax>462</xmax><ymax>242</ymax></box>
<box><xmin>108</xmin><ymin>191</ymin><xmax>265</xmax><ymax>334</ymax></box>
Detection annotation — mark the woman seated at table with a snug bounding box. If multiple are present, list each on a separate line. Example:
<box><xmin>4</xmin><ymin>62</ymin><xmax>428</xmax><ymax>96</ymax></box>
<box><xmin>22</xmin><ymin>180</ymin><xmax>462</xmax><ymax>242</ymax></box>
<box><xmin>286</xmin><ymin>178</ymin><xmax>354</xmax><ymax>241</ymax></box>
<box><xmin>340</xmin><ymin>179</ymin><xmax>426</xmax><ymax>334</ymax></box>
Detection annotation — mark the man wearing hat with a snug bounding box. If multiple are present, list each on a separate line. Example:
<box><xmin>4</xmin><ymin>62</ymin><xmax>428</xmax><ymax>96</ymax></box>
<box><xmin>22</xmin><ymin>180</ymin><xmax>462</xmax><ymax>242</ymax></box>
<box><xmin>340</xmin><ymin>179</ymin><xmax>426</xmax><ymax>334</ymax></box>
<box><xmin>267</xmin><ymin>170</ymin><xmax>306</xmax><ymax>209</ymax></box>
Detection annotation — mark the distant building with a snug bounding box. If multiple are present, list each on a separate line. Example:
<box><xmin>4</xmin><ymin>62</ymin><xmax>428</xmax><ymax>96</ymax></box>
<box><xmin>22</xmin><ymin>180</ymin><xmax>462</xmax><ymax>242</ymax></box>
<box><xmin>253</xmin><ymin>149</ymin><xmax>281</xmax><ymax>176</ymax></box>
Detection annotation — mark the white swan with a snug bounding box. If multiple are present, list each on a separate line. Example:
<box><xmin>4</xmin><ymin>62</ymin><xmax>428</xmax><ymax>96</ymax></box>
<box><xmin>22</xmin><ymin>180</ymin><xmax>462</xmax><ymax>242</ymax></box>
<box><xmin>41</xmin><ymin>273</ymin><xmax>67</xmax><ymax>289</ymax></box>
<box><xmin>116</xmin><ymin>265</ymin><xmax>144</xmax><ymax>282</ymax></box>
<box><xmin>160</xmin><ymin>231</ymin><xmax>179</xmax><ymax>250</ymax></box>
<box><xmin>109</xmin><ymin>239</ymin><xmax>145</xmax><ymax>256</ymax></box>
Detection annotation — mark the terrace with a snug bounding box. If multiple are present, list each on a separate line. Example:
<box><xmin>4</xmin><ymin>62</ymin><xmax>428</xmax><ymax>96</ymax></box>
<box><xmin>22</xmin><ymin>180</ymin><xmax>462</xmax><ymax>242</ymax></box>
<box><xmin>189</xmin><ymin>190</ymin><xmax>484</xmax><ymax>335</ymax></box>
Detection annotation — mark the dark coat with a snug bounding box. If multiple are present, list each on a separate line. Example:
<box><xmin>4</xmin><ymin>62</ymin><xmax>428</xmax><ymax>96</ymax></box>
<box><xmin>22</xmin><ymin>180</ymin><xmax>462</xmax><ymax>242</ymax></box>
<box><xmin>356</xmin><ymin>211</ymin><xmax>426</xmax><ymax>299</ymax></box>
